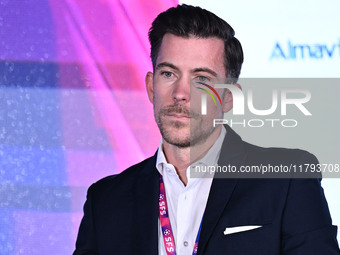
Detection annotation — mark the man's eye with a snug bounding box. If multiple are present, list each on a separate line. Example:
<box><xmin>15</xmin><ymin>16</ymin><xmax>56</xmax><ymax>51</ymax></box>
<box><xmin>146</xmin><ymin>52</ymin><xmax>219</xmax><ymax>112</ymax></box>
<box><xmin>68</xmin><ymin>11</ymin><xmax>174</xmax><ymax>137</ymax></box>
<box><xmin>197</xmin><ymin>76</ymin><xmax>210</xmax><ymax>83</ymax></box>
<box><xmin>161</xmin><ymin>71</ymin><xmax>173</xmax><ymax>78</ymax></box>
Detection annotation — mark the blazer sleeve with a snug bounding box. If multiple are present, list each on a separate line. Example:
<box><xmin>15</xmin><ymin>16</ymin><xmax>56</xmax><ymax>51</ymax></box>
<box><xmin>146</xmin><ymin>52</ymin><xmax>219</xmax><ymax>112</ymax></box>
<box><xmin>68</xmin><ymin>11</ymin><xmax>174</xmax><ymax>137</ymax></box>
<box><xmin>73</xmin><ymin>184</ymin><xmax>99</xmax><ymax>255</ymax></box>
<box><xmin>280</xmin><ymin>152</ymin><xmax>340</xmax><ymax>254</ymax></box>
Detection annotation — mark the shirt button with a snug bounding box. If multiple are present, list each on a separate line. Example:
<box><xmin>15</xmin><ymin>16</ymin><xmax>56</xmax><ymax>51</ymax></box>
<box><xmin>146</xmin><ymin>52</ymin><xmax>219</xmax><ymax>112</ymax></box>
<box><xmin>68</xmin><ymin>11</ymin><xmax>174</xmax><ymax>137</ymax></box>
<box><xmin>184</xmin><ymin>241</ymin><xmax>189</xmax><ymax>247</ymax></box>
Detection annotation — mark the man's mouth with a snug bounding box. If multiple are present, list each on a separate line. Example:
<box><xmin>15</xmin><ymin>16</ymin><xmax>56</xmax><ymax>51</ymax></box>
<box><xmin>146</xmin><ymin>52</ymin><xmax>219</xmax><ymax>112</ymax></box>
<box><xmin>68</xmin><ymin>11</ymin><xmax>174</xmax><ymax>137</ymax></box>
<box><xmin>160</xmin><ymin>104</ymin><xmax>199</xmax><ymax>120</ymax></box>
<box><xmin>165</xmin><ymin>112</ymin><xmax>191</xmax><ymax>120</ymax></box>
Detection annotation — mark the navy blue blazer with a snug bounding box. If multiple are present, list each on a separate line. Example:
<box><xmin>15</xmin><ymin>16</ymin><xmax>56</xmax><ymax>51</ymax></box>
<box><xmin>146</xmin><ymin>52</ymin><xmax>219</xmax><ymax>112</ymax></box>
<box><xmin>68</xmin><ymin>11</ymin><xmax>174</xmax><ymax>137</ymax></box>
<box><xmin>74</xmin><ymin>125</ymin><xmax>340</xmax><ymax>254</ymax></box>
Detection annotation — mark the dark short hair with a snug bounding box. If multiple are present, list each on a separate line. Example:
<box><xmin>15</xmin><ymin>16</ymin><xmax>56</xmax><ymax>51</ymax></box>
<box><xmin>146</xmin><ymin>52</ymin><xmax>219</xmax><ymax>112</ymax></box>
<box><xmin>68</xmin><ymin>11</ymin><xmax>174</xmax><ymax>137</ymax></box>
<box><xmin>148</xmin><ymin>4</ymin><xmax>244</xmax><ymax>80</ymax></box>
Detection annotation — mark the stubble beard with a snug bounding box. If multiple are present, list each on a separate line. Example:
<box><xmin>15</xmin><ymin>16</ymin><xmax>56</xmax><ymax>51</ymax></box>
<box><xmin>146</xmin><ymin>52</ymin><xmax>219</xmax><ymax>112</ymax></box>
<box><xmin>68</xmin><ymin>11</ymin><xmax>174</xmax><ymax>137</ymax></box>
<box><xmin>155</xmin><ymin>103</ymin><xmax>216</xmax><ymax>148</ymax></box>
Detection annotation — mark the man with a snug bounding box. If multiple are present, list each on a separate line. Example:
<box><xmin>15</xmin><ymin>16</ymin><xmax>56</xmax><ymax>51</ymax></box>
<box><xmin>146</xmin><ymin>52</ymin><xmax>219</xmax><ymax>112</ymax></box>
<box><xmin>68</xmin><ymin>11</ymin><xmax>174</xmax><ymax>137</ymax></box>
<box><xmin>74</xmin><ymin>4</ymin><xmax>340</xmax><ymax>254</ymax></box>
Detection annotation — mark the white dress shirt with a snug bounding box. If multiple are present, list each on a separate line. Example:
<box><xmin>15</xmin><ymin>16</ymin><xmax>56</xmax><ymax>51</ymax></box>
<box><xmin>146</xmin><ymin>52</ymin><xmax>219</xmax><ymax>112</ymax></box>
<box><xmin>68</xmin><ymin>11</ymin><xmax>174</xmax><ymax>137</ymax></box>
<box><xmin>156</xmin><ymin>126</ymin><xmax>226</xmax><ymax>255</ymax></box>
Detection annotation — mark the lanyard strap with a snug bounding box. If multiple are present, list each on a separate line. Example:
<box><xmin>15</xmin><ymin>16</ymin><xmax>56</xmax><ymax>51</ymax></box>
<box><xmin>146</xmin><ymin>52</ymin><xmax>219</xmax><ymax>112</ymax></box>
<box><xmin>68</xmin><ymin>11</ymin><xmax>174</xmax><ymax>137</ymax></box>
<box><xmin>159</xmin><ymin>175</ymin><xmax>203</xmax><ymax>255</ymax></box>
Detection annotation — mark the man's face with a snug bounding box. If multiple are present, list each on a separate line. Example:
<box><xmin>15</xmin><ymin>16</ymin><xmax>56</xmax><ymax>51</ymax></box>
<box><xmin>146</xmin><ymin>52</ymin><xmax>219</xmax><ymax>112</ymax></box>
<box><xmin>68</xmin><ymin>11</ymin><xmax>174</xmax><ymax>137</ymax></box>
<box><xmin>146</xmin><ymin>34</ymin><xmax>230</xmax><ymax>148</ymax></box>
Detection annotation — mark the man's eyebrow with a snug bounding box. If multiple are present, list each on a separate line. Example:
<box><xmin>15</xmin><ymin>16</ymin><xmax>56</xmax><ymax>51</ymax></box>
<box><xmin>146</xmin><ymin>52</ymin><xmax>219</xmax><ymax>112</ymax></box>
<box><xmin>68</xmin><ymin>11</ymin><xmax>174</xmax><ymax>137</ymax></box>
<box><xmin>155</xmin><ymin>63</ymin><xmax>218</xmax><ymax>77</ymax></box>
<box><xmin>155</xmin><ymin>62</ymin><xmax>179</xmax><ymax>71</ymax></box>
<box><xmin>192</xmin><ymin>67</ymin><xmax>218</xmax><ymax>77</ymax></box>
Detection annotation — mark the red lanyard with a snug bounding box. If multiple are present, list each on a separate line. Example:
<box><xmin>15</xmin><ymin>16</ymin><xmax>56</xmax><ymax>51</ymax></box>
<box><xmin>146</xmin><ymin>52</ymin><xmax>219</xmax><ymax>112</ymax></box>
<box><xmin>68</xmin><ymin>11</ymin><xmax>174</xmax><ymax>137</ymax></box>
<box><xmin>159</xmin><ymin>175</ymin><xmax>203</xmax><ymax>255</ymax></box>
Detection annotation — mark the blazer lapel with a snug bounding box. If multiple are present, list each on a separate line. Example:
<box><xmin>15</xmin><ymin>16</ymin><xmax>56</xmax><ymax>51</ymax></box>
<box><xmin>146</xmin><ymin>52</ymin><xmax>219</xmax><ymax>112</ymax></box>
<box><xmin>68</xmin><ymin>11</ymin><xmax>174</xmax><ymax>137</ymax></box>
<box><xmin>132</xmin><ymin>154</ymin><xmax>160</xmax><ymax>255</ymax></box>
<box><xmin>197</xmin><ymin>125</ymin><xmax>247</xmax><ymax>255</ymax></box>
<box><xmin>130</xmin><ymin>126</ymin><xmax>246</xmax><ymax>254</ymax></box>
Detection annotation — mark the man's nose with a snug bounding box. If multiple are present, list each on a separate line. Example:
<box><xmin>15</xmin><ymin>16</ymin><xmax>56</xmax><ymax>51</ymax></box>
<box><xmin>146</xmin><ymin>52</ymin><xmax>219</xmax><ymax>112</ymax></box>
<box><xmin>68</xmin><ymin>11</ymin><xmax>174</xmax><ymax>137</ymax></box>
<box><xmin>171</xmin><ymin>77</ymin><xmax>190</xmax><ymax>103</ymax></box>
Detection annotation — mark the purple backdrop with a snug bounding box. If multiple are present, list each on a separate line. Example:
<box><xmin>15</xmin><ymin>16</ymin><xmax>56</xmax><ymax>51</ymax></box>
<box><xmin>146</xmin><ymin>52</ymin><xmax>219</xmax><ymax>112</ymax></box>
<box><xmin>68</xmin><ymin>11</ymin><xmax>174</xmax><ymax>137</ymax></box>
<box><xmin>0</xmin><ymin>0</ymin><xmax>177</xmax><ymax>253</ymax></box>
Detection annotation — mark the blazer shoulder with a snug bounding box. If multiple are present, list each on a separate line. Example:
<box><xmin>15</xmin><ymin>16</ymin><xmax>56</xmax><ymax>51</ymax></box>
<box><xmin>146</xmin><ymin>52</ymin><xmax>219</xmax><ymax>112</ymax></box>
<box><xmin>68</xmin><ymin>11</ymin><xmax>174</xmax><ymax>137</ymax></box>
<box><xmin>243</xmin><ymin>141</ymin><xmax>318</xmax><ymax>164</ymax></box>
<box><xmin>89</xmin><ymin>155</ymin><xmax>157</xmax><ymax>194</ymax></box>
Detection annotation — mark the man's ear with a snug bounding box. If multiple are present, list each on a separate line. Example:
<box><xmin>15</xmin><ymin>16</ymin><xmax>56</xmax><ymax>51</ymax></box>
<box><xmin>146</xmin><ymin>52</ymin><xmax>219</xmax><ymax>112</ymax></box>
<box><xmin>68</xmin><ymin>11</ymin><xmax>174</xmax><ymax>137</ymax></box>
<box><xmin>222</xmin><ymin>83</ymin><xmax>242</xmax><ymax>113</ymax></box>
<box><xmin>145</xmin><ymin>72</ymin><xmax>154</xmax><ymax>104</ymax></box>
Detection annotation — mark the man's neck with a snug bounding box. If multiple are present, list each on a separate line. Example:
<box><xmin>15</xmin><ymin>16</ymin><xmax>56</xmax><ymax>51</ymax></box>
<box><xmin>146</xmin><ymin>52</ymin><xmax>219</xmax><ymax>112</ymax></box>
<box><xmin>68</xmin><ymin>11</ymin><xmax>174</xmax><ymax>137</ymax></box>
<box><xmin>162</xmin><ymin>126</ymin><xmax>222</xmax><ymax>186</ymax></box>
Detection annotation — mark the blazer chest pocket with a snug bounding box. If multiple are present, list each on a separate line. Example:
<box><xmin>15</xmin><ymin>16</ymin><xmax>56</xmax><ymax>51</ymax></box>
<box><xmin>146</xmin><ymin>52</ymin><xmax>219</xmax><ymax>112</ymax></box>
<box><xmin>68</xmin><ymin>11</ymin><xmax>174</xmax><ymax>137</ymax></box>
<box><xmin>207</xmin><ymin>220</ymin><xmax>277</xmax><ymax>254</ymax></box>
<box><xmin>221</xmin><ymin>219</ymin><xmax>272</xmax><ymax>237</ymax></box>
